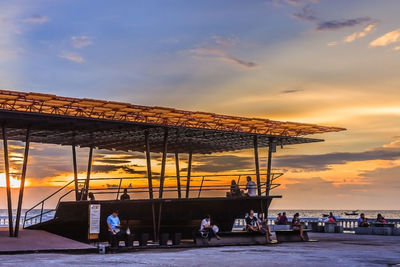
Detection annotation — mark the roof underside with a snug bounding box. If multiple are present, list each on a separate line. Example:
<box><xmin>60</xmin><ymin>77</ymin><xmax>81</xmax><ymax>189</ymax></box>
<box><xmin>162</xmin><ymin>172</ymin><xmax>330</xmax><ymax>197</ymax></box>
<box><xmin>0</xmin><ymin>89</ymin><xmax>345</xmax><ymax>154</ymax></box>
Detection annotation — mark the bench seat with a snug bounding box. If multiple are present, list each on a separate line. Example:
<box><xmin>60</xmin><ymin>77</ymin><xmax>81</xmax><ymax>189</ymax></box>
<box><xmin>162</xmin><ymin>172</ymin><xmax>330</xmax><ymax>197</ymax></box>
<box><xmin>275</xmin><ymin>229</ymin><xmax>311</xmax><ymax>242</ymax></box>
<box><xmin>194</xmin><ymin>231</ymin><xmax>271</xmax><ymax>246</ymax></box>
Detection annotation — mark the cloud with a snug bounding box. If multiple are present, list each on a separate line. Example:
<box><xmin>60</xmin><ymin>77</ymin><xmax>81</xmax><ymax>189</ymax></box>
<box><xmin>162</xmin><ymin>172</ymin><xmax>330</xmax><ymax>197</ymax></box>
<box><xmin>280</xmin><ymin>89</ymin><xmax>303</xmax><ymax>94</ymax></box>
<box><xmin>188</xmin><ymin>36</ymin><xmax>258</xmax><ymax>69</ymax></box>
<box><xmin>285</xmin><ymin>0</ymin><xmax>302</xmax><ymax>6</ymax></box>
<box><xmin>192</xmin><ymin>155</ymin><xmax>253</xmax><ymax>173</ymax></box>
<box><xmin>274</xmin><ymin>141</ymin><xmax>400</xmax><ymax>171</ymax></box>
<box><xmin>344</xmin><ymin>23</ymin><xmax>377</xmax><ymax>43</ymax></box>
<box><xmin>316</xmin><ymin>17</ymin><xmax>371</xmax><ymax>31</ymax></box>
<box><xmin>394</xmin><ymin>46</ymin><xmax>400</xmax><ymax>51</ymax></box>
<box><xmin>326</xmin><ymin>41</ymin><xmax>337</xmax><ymax>46</ymax></box>
<box><xmin>59</xmin><ymin>51</ymin><xmax>84</xmax><ymax>63</ymax></box>
<box><xmin>22</xmin><ymin>15</ymin><xmax>48</xmax><ymax>24</ymax></box>
<box><xmin>292</xmin><ymin>5</ymin><xmax>317</xmax><ymax>22</ymax></box>
<box><xmin>71</xmin><ymin>35</ymin><xmax>93</xmax><ymax>49</ymax></box>
<box><xmin>369</xmin><ymin>28</ymin><xmax>400</xmax><ymax>47</ymax></box>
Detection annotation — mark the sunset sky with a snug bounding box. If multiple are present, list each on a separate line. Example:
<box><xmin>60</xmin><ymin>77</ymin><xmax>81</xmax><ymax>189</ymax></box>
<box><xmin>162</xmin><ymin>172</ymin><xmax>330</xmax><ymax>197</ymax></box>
<box><xmin>1</xmin><ymin>0</ymin><xmax>400</xmax><ymax>210</ymax></box>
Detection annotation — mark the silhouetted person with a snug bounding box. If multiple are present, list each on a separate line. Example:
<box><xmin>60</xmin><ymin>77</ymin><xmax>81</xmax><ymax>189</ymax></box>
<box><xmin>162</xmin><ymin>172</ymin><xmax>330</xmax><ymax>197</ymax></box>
<box><xmin>120</xmin><ymin>189</ymin><xmax>131</xmax><ymax>200</ymax></box>
<box><xmin>88</xmin><ymin>192</ymin><xmax>95</xmax><ymax>201</ymax></box>
<box><xmin>358</xmin><ymin>213</ymin><xmax>369</xmax><ymax>227</ymax></box>
<box><xmin>245</xmin><ymin>176</ymin><xmax>257</xmax><ymax>197</ymax></box>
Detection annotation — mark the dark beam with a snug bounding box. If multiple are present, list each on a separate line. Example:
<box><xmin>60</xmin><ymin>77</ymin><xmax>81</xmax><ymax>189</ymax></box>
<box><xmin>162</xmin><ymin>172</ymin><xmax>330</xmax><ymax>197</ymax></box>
<box><xmin>72</xmin><ymin>145</ymin><xmax>79</xmax><ymax>201</ymax></box>
<box><xmin>145</xmin><ymin>131</ymin><xmax>153</xmax><ymax>199</ymax></box>
<box><xmin>253</xmin><ymin>135</ymin><xmax>261</xmax><ymax>196</ymax></box>
<box><xmin>2</xmin><ymin>126</ymin><xmax>13</xmax><ymax>237</ymax></box>
<box><xmin>185</xmin><ymin>150</ymin><xmax>193</xmax><ymax>198</ymax></box>
<box><xmin>158</xmin><ymin>129</ymin><xmax>168</xmax><ymax>198</ymax></box>
<box><xmin>175</xmin><ymin>152</ymin><xmax>181</xmax><ymax>198</ymax></box>
<box><xmin>14</xmin><ymin>127</ymin><xmax>31</xmax><ymax>237</ymax></box>
<box><xmin>82</xmin><ymin>146</ymin><xmax>93</xmax><ymax>200</ymax></box>
<box><xmin>266</xmin><ymin>138</ymin><xmax>274</xmax><ymax>197</ymax></box>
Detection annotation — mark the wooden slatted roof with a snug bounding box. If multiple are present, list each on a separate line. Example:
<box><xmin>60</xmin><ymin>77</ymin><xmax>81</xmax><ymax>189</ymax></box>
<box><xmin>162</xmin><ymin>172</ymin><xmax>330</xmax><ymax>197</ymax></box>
<box><xmin>0</xmin><ymin>89</ymin><xmax>345</xmax><ymax>154</ymax></box>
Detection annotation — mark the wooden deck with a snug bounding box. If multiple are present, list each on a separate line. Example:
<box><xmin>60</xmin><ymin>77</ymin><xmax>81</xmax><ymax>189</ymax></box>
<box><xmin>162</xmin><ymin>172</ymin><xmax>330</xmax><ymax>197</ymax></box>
<box><xmin>0</xmin><ymin>228</ymin><xmax>96</xmax><ymax>254</ymax></box>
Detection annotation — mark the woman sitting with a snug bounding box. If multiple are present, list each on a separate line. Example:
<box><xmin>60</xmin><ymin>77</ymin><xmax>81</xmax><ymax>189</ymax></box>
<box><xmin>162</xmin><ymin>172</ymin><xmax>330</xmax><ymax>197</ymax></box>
<box><xmin>292</xmin><ymin>212</ymin><xmax>305</xmax><ymax>241</ymax></box>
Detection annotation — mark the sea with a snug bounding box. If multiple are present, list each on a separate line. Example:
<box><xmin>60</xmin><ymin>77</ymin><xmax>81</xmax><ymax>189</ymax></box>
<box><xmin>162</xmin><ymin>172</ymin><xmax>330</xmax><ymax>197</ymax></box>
<box><xmin>269</xmin><ymin>209</ymin><xmax>400</xmax><ymax>219</ymax></box>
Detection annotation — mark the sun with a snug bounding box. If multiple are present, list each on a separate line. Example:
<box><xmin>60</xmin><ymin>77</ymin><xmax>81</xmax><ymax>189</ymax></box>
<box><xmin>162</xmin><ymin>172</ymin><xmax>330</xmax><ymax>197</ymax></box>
<box><xmin>0</xmin><ymin>173</ymin><xmax>29</xmax><ymax>188</ymax></box>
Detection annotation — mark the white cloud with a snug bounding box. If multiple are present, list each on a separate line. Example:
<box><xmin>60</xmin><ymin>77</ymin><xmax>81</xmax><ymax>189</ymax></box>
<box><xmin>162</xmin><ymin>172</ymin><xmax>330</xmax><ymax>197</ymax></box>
<box><xmin>59</xmin><ymin>51</ymin><xmax>85</xmax><ymax>63</ymax></box>
<box><xmin>22</xmin><ymin>15</ymin><xmax>48</xmax><ymax>24</ymax></box>
<box><xmin>71</xmin><ymin>35</ymin><xmax>93</xmax><ymax>49</ymax></box>
<box><xmin>344</xmin><ymin>23</ymin><xmax>376</xmax><ymax>43</ymax></box>
<box><xmin>369</xmin><ymin>28</ymin><xmax>400</xmax><ymax>47</ymax></box>
<box><xmin>394</xmin><ymin>46</ymin><xmax>400</xmax><ymax>51</ymax></box>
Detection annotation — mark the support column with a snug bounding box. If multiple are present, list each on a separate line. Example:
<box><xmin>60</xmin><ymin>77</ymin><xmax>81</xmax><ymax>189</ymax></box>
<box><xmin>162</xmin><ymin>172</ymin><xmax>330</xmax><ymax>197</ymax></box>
<box><xmin>2</xmin><ymin>126</ymin><xmax>13</xmax><ymax>237</ymax></box>
<box><xmin>14</xmin><ymin>127</ymin><xmax>31</xmax><ymax>237</ymax></box>
<box><xmin>266</xmin><ymin>138</ymin><xmax>274</xmax><ymax>197</ymax></box>
<box><xmin>185</xmin><ymin>150</ymin><xmax>192</xmax><ymax>198</ymax></box>
<box><xmin>158</xmin><ymin>129</ymin><xmax>168</xmax><ymax>198</ymax></box>
<box><xmin>82</xmin><ymin>146</ymin><xmax>93</xmax><ymax>200</ymax></box>
<box><xmin>253</xmin><ymin>135</ymin><xmax>261</xmax><ymax>196</ymax></box>
<box><xmin>175</xmin><ymin>152</ymin><xmax>181</xmax><ymax>198</ymax></box>
<box><xmin>72</xmin><ymin>145</ymin><xmax>79</xmax><ymax>201</ymax></box>
<box><xmin>145</xmin><ymin>131</ymin><xmax>153</xmax><ymax>199</ymax></box>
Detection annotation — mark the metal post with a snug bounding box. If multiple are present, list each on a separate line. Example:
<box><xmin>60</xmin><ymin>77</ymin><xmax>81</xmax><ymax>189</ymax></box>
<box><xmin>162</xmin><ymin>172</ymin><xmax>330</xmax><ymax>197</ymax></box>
<box><xmin>185</xmin><ymin>150</ymin><xmax>192</xmax><ymax>198</ymax></box>
<box><xmin>82</xmin><ymin>146</ymin><xmax>93</xmax><ymax>200</ymax></box>
<box><xmin>2</xmin><ymin>125</ymin><xmax>14</xmax><ymax>237</ymax></box>
<box><xmin>159</xmin><ymin>129</ymin><xmax>168</xmax><ymax>198</ymax></box>
<box><xmin>266</xmin><ymin>138</ymin><xmax>273</xmax><ymax>197</ymax></box>
<box><xmin>253</xmin><ymin>135</ymin><xmax>261</xmax><ymax>196</ymax></box>
<box><xmin>175</xmin><ymin>152</ymin><xmax>181</xmax><ymax>198</ymax></box>
<box><xmin>116</xmin><ymin>178</ymin><xmax>122</xmax><ymax>200</ymax></box>
<box><xmin>72</xmin><ymin>145</ymin><xmax>79</xmax><ymax>201</ymax></box>
<box><xmin>14</xmin><ymin>127</ymin><xmax>31</xmax><ymax>237</ymax></box>
<box><xmin>198</xmin><ymin>176</ymin><xmax>205</xmax><ymax>198</ymax></box>
<box><xmin>145</xmin><ymin>131</ymin><xmax>153</xmax><ymax>199</ymax></box>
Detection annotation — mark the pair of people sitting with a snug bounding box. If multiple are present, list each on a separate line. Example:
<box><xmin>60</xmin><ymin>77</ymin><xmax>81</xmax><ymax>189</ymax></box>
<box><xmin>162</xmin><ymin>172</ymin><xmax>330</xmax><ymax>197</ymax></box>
<box><xmin>275</xmin><ymin>212</ymin><xmax>288</xmax><ymax>225</ymax></box>
<box><xmin>358</xmin><ymin>213</ymin><xmax>369</xmax><ymax>227</ymax></box>
<box><xmin>228</xmin><ymin>176</ymin><xmax>258</xmax><ymax>197</ymax></box>
<box><xmin>246</xmin><ymin>209</ymin><xmax>272</xmax><ymax>243</ymax></box>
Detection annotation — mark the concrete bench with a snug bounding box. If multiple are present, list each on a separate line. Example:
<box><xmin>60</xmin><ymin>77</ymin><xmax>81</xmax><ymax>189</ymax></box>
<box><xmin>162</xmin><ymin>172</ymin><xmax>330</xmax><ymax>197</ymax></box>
<box><xmin>324</xmin><ymin>222</ymin><xmax>336</xmax><ymax>233</ymax></box>
<box><xmin>270</xmin><ymin>225</ymin><xmax>290</xmax><ymax>232</ymax></box>
<box><xmin>194</xmin><ymin>231</ymin><xmax>271</xmax><ymax>246</ymax></box>
<box><xmin>393</xmin><ymin>228</ymin><xmax>400</xmax><ymax>236</ymax></box>
<box><xmin>275</xmin><ymin>229</ymin><xmax>310</xmax><ymax>242</ymax></box>
<box><xmin>355</xmin><ymin>227</ymin><xmax>372</xmax><ymax>235</ymax></box>
<box><xmin>371</xmin><ymin>227</ymin><xmax>392</xmax><ymax>236</ymax></box>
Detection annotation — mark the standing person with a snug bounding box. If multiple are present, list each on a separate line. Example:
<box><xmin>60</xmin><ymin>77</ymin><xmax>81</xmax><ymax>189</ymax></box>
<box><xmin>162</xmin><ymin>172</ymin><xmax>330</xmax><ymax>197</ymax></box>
<box><xmin>245</xmin><ymin>176</ymin><xmax>257</xmax><ymax>197</ymax></box>
<box><xmin>107</xmin><ymin>210</ymin><xmax>121</xmax><ymax>247</ymax></box>
<box><xmin>292</xmin><ymin>212</ymin><xmax>305</xmax><ymax>241</ymax></box>
<box><xmin>358</xmin><ymin>213</ymin><xmax>369</xmax><ymax>227</ymax></box>
<box><xmin>278</xmin><ymin>212</ymin><xmax>288</xmax><ymax>225</ymax></box>
<box><xmin>120</xmin><ymin>189</ymin><xmax>131</xmax><ymax>200</ymax></box>
<box><xmin>200</xmin><ymin>215</ymin><xmax>221</xmax><ymax>241</ymax></box>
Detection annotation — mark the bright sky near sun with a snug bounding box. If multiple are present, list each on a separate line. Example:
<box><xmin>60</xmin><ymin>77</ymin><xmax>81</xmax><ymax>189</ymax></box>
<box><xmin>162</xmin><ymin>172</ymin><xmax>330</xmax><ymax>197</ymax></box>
<box><xmin>0</xmin><ymin>0</ymin><xmax>400</xmax><ymax>209</ymax></box>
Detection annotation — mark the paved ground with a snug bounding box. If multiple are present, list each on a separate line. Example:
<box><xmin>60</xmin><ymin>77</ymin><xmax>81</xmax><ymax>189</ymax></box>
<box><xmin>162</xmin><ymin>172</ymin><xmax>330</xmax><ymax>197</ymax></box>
<box><xmin>0</xmin><ymin>233</ymin><xmax>399</xmax><ymax>266</ymax></box>
<box><xmin>0</xmin><ymin>228</ymin><xmax>95</xmax><ymax>252</ymax></box>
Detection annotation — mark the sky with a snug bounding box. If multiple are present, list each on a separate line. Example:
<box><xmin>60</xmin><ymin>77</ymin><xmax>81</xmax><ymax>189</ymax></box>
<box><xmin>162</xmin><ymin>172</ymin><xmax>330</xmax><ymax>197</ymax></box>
<box><xmin>0</xmin><ymin>0</ymin><xmax>400</xmax><ymax>210</ymax></box>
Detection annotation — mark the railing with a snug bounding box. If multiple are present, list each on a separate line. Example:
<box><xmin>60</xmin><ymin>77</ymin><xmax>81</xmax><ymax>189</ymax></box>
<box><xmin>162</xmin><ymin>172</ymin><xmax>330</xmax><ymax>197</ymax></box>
<box><xmin>233</xmin><ymin>217</ymin><xmax>400</xmax><ymax>231</ymax></box>
<box><xmin>23</xmin><ymin>173</ymin><xmax>283</xmax><ymax>228</ymax></box>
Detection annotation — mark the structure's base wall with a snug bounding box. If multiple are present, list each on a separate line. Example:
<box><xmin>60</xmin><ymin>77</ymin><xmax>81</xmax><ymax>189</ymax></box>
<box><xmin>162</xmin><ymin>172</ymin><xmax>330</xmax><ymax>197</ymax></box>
<box><xmin>28</xmin><ymin>196</ymin><xmax>279</xmax><ymax>243</ymax></box>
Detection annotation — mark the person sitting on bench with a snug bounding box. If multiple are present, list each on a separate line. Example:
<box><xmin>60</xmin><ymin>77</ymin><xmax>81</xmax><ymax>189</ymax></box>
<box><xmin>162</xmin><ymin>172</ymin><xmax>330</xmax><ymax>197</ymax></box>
<box><xmin>275</xmin><ymin>213</ymin><xmax>281</xmax><ymax>224</ymax></box>
<box><xmin>246</xmin><ymin>210</ymin><xmax>262</xmax><ymax>232</ymax></box>
<box><xmin>328</xmin><ymin>212</ymin><xmax>337</xmax><ymax>223</ymax></box>
<box><xmin>200</xmin><ymin>215</ymin><xmax>221</xmax><ymax>241</ymax></box>
<box><xmin>292</xmin><ymin>212</ymin><xmax>305</xmax><ymax>241</ymax></box>
<box><xmin>120</xmin><ymin>188</ymin><xmax>131</xmax><ymax>200</ymax></box>
<box><xmin>277</xmin><ymin>212</ymin><xmax>288</xmax><ymax>225</ymax></box>
<box><xmin>358</xmin><ymin>213</ymin><xmax>369</xmax><ymax>227</ymax></box>
<box><xmin>245</xmin><ymin>176</ymin><xmax>257</xmax><ymax>197</ymax></box>
<box><xmin>376</xmin><ymin>213</ymin><xmax>386</xmax><ymax>223</ymax></box>
<box><xmin>107</xmin><ymin>210</ymin><xmax>121</xmax><ymax>247</ymax></box>
<box><xmin>229</xmin><ymin>179</ymin><xmax>241</xmax><ymax>197</ymax></box>
<box><xmin>257</xmin><ymin>213</ymin><xmax>272</xmax><ymax>242</ymax></box>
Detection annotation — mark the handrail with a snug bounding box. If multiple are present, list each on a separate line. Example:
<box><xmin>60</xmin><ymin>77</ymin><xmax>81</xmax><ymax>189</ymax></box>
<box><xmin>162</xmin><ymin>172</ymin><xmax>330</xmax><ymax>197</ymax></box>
<box><xmin>23</xmin><ymin>172</ymin><xmax>284</xmax><ymax>228</ymax></box>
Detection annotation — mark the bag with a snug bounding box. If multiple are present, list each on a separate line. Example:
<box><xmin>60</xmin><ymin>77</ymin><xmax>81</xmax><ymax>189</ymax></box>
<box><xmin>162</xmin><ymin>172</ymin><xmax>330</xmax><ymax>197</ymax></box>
<box><xmin>200</xmin><ymin>230</ymin><xmax>209</xmax><ymax>238</ymax></box>
<box><xmin>213</xmin><ymin>225</ymin><xmax>219</xmax><ymax>233</ymax></box>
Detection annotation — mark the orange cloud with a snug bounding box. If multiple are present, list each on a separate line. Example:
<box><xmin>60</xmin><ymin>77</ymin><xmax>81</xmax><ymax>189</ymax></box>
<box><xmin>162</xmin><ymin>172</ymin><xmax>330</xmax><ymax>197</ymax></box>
<box><xmin>344</xmin><ymin>23</ymin><xmax>376</xmax><ymax>43</ymax></box>
<box><xmin>369</xmin><ymin>28</ymin><xmax>400</xmax><ymax>47</ymax></box>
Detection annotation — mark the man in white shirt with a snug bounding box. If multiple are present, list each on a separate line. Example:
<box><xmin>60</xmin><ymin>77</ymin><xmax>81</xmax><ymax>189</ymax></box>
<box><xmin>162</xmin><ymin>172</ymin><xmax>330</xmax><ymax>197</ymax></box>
<box><xmin>245</xmin><ymin>176</ymin><xmax>257</xmax><ymax>197</ymax></box>
<box><xmin>200</xmin><ymin>215</ymin><xmax>221</xmax><ymax>241</ymax></box>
